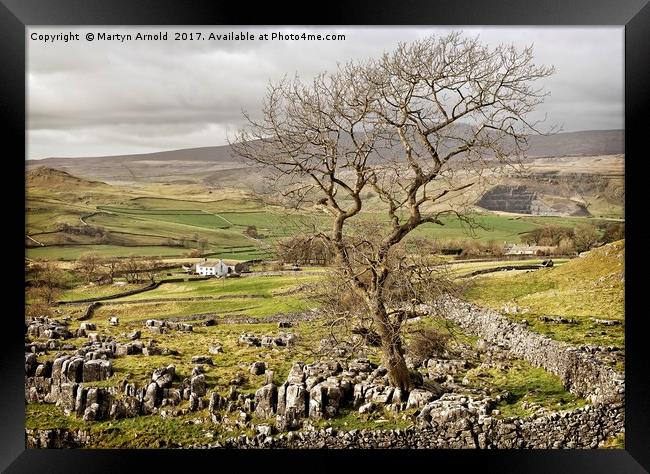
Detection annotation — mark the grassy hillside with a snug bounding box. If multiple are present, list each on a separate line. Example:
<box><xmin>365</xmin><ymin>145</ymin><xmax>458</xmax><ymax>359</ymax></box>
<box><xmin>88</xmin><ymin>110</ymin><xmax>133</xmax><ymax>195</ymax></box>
<box><xmin>26</xmin><ymin>166</ymin><xmax>623</xmax><ymax>262</ymax></box>
<box><xmin>464</xmin><ymin>240</ymin><xmax>624</xmax><ymax>350</ymax></box>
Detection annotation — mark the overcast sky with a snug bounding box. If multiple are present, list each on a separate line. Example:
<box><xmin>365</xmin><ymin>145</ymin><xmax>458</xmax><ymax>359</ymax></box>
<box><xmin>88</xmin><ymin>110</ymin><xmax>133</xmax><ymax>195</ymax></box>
<box><xmin>27</xmin><ymin>26</ymin><xmax>624</xmax><ymax>160</ymax></box>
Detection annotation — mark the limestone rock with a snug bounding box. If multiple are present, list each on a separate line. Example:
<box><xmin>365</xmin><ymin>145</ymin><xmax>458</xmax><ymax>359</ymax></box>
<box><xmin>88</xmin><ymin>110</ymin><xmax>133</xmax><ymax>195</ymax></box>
<box><xmin>82</xmin><ymin>359</ymin><xmax>112</xmax><ymax>382</ymax></box>
<box><xmin>191</xmin><ymin>355</ymin><xmax>214</xmax><ymax>365</ymax></box>
<box><xmin>190</xmin><ymin>374</ymin><xmax>207</xmax><ymax>397</ymax></box>
<box><xmin>254</xmin><ymin>384</ymin><xmax>277</xmax><ymax>419</ymax></box>
<box><xmin>250</xmin><ymin>361</ymin><xmax>266</xmax><ymax>375</ymax></box>
<box><xmin>406</xmin><ymin>388</ymin><xmax>436</xmax><ymax>409</ymax></box>
<box><xmin>208</xmin><ymin>344</ymin><xmax>223</xmax><ymax>354</ymax></box>
<box><xmin>152</xmin><ymin>365</ymin><xmax>176</xmax><ymax>389</ymax></box>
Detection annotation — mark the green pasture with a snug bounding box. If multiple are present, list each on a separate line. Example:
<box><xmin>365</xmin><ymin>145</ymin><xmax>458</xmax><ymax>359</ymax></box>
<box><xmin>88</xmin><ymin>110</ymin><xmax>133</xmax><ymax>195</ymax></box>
<box><xmin>116</xmin><ymin>273</ymin><xmax>320</xmax><ymax>302</ymax></box>
<box><xmin>463</xmin><ymin>240</ymin><xmax>625</xmax><ymax>352</ymax></box>
<box><xmin>27</xmin><ymin>245</ymin><xmax>194</xmax><ymax>260</ymax></box>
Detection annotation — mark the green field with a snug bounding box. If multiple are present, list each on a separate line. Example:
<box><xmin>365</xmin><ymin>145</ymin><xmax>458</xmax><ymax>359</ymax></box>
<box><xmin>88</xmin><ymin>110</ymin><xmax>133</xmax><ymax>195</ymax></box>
<box><xmin>447</xmin><ymin>258</ymin><xmax>569</xmax><ymax>277</ymax></box>
<box><xmin>28</xmin><ymin>175</ymin><xmax>621</xmax><ymax>260</ymax></box>
<box><xmin>59</xmin><ymin>282</ymin><xmax>148</xmax><ymax>302</ymax></box>
<box><xmin>407</xmin><ymin>213</ymin><xmax>539</xmax><ymax>242</ymax></box>
<box><xmin>464</xmin><ymin>240</ymin><xmax>625</xmax><ymax>352</ymax></box>
<box><xmin>27</xmin><ymin>245</ymin><xmax>195</xmax><ymax>260</ymax></box>
<box><xmin>117</xmin><ymin>274</ymin><xmax>320</xmax><ymax>302</ymax></box>
<box><xmin>90</xmin><ymin>295</ymin><xmax>314</xmax><ymax>322</ymax></box>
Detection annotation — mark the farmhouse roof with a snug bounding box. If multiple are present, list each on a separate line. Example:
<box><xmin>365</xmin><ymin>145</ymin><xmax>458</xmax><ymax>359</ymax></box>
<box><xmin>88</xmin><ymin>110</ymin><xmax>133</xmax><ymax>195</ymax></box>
<box><xmin>197</xmin><ymin>259</ymin><xmax>224</xmax><ymax>267</ymax></box>
<box><xmin>505</xmin><ymin>244</ymin><xmax>556</xmax><ymax>251</ymax></box>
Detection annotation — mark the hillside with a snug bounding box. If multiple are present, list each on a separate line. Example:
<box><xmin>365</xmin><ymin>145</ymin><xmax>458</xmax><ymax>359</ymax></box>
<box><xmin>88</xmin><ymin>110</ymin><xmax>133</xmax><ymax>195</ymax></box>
<box><xmin>25</xmin><ymin>130</ymin><xmax>624</xmax><ymax>186</ymax></box>
<box><xmin>464</xmin><ymin>240</ymin><xmax>624</xmax><ymax>350</ymax></box>
<box><xmin>523</xmin><ymin>130</ymin><xmax>624</xmax><ymax>158</ymax></box>
<box><xmin>26</xmin><ymin>166</ymin><xmax>106</xmax><ymax>189</ymax></box>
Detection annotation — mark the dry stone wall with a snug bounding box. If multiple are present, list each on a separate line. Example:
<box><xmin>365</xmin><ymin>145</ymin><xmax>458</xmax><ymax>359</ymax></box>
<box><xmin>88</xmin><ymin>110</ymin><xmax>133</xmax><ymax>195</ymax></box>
<box><xmin>429</xmin><ymin>296</ymin><xmax>625</xmax><ymax>404</ymax></box>
<box><xmin>211</xmin><ymin>402</ymin><xmax>623</xmax><ymax>449</ymax></box>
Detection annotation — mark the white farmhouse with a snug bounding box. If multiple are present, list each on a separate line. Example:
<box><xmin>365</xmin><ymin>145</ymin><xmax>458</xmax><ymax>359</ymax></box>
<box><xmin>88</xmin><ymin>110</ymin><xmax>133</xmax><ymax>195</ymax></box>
<box><xmin>195</xmin><ymin>259</ymin><xmax>231</xmax><ymax>277</ymax></box>
<box><xmin>504</xmin><ymin>243</ymin><xmax>556</xmax><ymax>256</ymax></box>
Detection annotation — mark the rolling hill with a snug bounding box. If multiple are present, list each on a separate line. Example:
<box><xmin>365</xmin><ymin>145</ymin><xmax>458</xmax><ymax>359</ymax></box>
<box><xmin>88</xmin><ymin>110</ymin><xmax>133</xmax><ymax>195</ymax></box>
<box><xmin>26</xmin><ymin>130</ymin><xmax>624</xmax><ymax>186</ymax></box>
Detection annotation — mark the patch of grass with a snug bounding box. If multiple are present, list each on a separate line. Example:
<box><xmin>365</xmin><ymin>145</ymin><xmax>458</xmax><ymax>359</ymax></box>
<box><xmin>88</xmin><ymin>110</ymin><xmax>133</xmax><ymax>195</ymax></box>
<box><xmin>97</xmin><ymin>296</ymin><xmax>315</xmax><ymax>323</ymax></box>
<box><xmin>313</xmin><ymin>407</ymin><xmax>416</xmax><ymax>431</ymax></box>
<box><xmin>59</xmin><ymin>283</ymin><xmax>147</xmax><ymax>301</ymax></box>
<box><xmin>600</xmin><ymin>432</ymin><xmax>625</xmax><ymax>449</ymax></box>
<box><xmin>463</xmin><ymin>359</ymin><xmax>587</xmax><ymax>418</ymax></box>
<box><xmin>26</xmin><ymin>403</ymin><xmax>223</xmax><ymax>448</ymax></box>
<box><xmin>463</xmin><ymin>240</ymin><xmax>624</xmax><ymax>351</ymax></box>
<box><xmin>27</xmin><ymin>245</ymin><xmax>194</xmax><ymax>260</ymax></box>
<box><xmin>116</xmin><ymin>274</ymin><xmax>320</xmax><ymax>301</ymax></box>
<box><xmin>448</xmin><ymin>259</ymin><xmax>569</xmax><ymax>277</ymax></box>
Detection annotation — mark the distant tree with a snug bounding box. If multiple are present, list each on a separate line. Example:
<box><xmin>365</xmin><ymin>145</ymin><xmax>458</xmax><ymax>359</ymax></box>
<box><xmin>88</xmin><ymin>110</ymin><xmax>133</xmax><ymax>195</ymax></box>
<box><xmin>142</xmin><ymin>257</ymin><xmax>163</xmax><ymax>283</ymax></box>
<box><xmin>75</xmin><ymin>253</ymin><xmax>102</xmax><ymax>284</ymax></box>
<box><xmin>487</xmin><ymin>240</ymin><xmax>505</xmax><ymax>257</ymax></box>
<box><xmin>29</xmin><ymin>285</ymin><xmax>61</xmax><ymax>307</ymax></box>
<box><xmin>197</xmin><ymin>239</ymin><xmax>209</xmax><ymax>254</ymax></box>
<box><xmin>120</xmin><ymin>256</ymin><xmax>143</xmax><ymax>283</ymax></box>
<box><xmin>460</xmin><ymin>240</ymin><xmax>485</xmax><ymax>259</ymax></box>
<box><xmin>28</xmin><ymin>262</ymin><xmax>67</xmax><ymax>305</ymax></box>
<box><xmin>523</xmin><ymin>225</ymin><xmax>573</xmax><ymax>246</ymax></box>
<box><xmin>275</xmin><ymin>234</ymin><xmax>335</xmax><ymax>265</ymax></box>
<box><xmin>232</xmin><ymin>32</ymin><xmax>554</xmax><ymax>390</ymax></box>
<box><xmin>573</xmin><ymin>224</ymin><xmax>600</xmax><ymax>253</ymax></box>
<box><xmin>243</xmin><ymin>225</ymin><xmax>259</xmax><ymax>239</ymax></box>
<box><xmin>29</xmin><ymin>261</ymin><xmax>68</xmax><ymax>289</ymax></box>
<box><xmin>25</xmin><ymin>299</ymin><xmax>54</xmax><ymax>319</ymax></box>
<box><xmin>100</xmin><ymin>257</ymin><xmax>120</xmax><ymax>284</ymax></box>
<box><xmin>557</xmin><ymin>237</ymin><xmax>576</xmax><ymax>255</ymax></box>
<box><xmin>26</xmin><ymin>261</ymin><xmax>68</xmax><ymax>317</ymax></box>
<box><xmin>601</xmin><ymin>222</ymin><xmax>625</xmax><ymax>243</ymax></box>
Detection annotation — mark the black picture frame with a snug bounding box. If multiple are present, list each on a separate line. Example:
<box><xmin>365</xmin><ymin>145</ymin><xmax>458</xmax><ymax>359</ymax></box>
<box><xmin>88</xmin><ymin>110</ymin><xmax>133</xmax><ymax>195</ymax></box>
<box><xmin>2</xmin><ymin>1</ymin><xmax>648</xmax><ymax>472</ymax></box>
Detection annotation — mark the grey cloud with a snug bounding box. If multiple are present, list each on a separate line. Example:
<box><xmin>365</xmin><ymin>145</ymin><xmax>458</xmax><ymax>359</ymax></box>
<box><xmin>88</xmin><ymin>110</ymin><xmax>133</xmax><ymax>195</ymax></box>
<box><xmin>27</xmin><ymin>27</ymin><xmax>623</xmax><ymax>159</ymax></box>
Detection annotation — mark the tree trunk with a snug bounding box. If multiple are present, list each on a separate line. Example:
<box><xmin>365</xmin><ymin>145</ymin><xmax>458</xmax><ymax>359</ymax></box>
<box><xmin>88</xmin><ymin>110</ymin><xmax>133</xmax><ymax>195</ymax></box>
<box><xmin>372</xmin><ymin>305</ymin><xmax>413</xmax><ymax>392</ymax></box>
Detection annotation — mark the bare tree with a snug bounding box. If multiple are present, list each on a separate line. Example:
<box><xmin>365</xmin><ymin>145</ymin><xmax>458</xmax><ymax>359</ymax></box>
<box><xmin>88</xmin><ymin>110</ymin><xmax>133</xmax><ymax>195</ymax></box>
<box><xmin>28</xmin><ymin>261</ymin><xmax>68</xmax><ymax>305</ymax></box>
<box><xmin>142</xmin><ymin>257</ymin><xmax>163</xmax><ymax>283</ymax></box>
<box><xmin>231</xmin><ymin>32</ymin><xmax>554</xmax><ymax>390</ymax></box>
<box><xmin>275</xmin><ymin>234</ymin><xmax>336</xmax><ymax>266</ymax></box>
<box><xmin>573</xmin><ymin>223</ymin><xmax>600</xmax><ymax>253</ymax></box>
<box><xmin>120</xmin><ymin>256</ymin><xmax>143</xmax><ymax>284</ymax></box>
<box><xmin>101</xmin><ymin>257</ymin><xmax>121</xmax><ymax>284</ymax></box>
<box><xmin>197</xmin><ymin>238</ymin><xmax>209</xmax><ymax>255</ymax></box>
<box><xmin>75</xmin><ymin>253</ymin><xmax>102</xmax><ymax>284</ymax></box>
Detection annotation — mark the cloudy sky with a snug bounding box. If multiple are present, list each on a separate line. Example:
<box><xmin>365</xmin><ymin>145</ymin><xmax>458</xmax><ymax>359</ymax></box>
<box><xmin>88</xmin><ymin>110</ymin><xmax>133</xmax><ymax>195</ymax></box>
<box><xmin>27</xmin><ymin>27</ymin><xmax>624</xmax><ymax>160</ymax></box>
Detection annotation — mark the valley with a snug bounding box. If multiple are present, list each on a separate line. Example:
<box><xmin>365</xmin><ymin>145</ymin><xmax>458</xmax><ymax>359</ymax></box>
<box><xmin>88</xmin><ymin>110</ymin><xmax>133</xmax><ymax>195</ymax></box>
<box><xmin>24</xmin><ymin>130</ymin><xmax>625</xmax><ymax>450</ymax></box>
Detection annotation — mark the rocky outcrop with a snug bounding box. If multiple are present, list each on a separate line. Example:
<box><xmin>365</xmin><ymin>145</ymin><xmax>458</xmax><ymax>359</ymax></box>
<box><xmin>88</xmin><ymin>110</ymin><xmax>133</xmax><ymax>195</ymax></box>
<box><xmin>238</xmin><ymin>332</ymin><xmax>296</xmax><ymax>348</ymax></box>
<box><xmin>25</xmin><ymin>429</ymin><xmax>91</xmax><ymax>449</ymax></box>
<box><xmin>477</xmin><ymin>185</ymin><xmax>537</xmax><ymax>214</ymax></box>
<box><xmin>26</xmin><ymin>317</ymin><xmax>74</xmax><ymax>340</ymax></box>
<box><xmin>145</xmin><ymin>319</ymin><xmax>193</xmax><ymax>333</ymax></box>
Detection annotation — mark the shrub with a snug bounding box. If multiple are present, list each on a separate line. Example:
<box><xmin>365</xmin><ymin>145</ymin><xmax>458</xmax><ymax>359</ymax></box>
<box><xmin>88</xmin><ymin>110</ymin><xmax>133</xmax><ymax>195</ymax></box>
<box><xmin>407</xmin><ymin>328</ymin><xmax>451</xmax><ymax>365</ymax></box>
<box><xmin>573</xmin><ymin>224</ymin><xmax>600</xmax><ymax>253</ymax></box>
<box><xmin>243</xmin><ymin>225</ymin><xmax>259</xmax><ymax>238</ymax></box>
<box><xmin>557</xmin><ymin>237</ymin><xmax>575</xmax><ymax>255</ymax></box>
<box><xmin>601</xmin><ymin>222</ymin><xmax>625</xmax><ymax>243</ymax></box>
<box><xmin>523</xmin><ymin>225</ymin><xmax>574</xmax><ymax>246</ymax></box>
